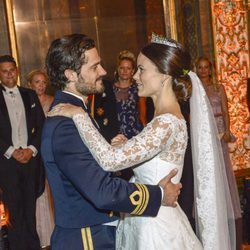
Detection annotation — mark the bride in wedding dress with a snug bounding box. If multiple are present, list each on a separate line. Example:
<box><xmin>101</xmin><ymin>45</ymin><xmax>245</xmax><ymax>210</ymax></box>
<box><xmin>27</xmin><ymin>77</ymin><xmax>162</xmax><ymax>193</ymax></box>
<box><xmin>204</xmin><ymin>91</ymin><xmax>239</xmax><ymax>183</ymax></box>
<box><xmin>49</xmin><ymin>34</ymin><xmax>235</xmax><ymax>250</ymax></box>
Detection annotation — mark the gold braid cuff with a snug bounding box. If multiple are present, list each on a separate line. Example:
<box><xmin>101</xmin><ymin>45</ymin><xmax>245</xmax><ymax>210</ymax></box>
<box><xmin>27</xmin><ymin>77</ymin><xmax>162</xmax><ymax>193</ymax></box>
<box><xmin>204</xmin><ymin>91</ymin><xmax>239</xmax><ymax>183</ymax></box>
<box><xmin>130</xmin><ymin>183</ymin><xmax>149</xmax><ymax>215</ymax></box>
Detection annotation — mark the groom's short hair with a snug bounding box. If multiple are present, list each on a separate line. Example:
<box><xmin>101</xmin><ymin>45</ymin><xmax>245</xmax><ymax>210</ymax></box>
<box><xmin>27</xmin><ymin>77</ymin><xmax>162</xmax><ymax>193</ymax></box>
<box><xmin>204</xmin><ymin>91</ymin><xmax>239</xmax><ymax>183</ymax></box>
<box><xmin>45</xmin><ymin>33</ymin><xmax>95</xmax><ymax>89</ymax></box>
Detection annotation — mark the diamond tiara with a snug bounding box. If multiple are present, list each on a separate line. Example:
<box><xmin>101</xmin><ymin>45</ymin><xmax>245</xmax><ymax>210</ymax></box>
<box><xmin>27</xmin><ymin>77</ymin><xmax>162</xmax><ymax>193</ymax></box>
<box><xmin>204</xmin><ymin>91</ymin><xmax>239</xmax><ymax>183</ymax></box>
<box><xmin>151</xmin><ymin>33</ymin><xmax>178</xmax><ymax>48</ymax></box>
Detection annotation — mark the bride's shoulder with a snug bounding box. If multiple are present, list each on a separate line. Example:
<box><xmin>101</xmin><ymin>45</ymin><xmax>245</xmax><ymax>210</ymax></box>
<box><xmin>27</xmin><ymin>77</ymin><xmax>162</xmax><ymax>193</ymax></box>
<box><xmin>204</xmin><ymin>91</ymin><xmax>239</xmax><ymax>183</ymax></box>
<box><xmin>151</xmin><ymin>113</ymin><xmax>186</xmax><ymax>125</ymax></box>
<box><xmin>145</xmin><ymin>113</ymin><xmax>186</xmax><ymax>134</ymax></box>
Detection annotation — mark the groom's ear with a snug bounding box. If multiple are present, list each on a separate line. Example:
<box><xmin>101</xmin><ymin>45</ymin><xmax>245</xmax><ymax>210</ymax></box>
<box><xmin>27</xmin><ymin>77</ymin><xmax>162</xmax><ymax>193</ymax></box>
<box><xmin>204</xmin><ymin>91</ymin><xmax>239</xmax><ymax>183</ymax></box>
<box><xmin>64</xmin><ymin>69</ymin><xmax>77</xmax><ymax>82</ymax></box>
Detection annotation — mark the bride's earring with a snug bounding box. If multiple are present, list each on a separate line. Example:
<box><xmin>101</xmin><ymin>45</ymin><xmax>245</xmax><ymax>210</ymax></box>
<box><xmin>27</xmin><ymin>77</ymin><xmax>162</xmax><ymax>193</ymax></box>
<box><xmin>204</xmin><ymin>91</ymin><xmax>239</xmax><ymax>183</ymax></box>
<box><xmin>161</xmin><ymin>76</ymin><xmax>168</xmax><ymax>87</ymax></box>
<box><xmin>161</xmin><ymin>75</ymin><xmax>171</xmax><ymax>87</ymax></box>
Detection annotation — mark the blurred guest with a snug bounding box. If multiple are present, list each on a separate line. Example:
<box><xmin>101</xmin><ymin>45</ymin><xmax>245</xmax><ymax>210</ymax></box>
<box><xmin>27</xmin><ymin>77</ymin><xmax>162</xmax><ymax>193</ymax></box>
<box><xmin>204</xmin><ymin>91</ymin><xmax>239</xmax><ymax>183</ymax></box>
<box><xmin>196</xmin><ymin>56</ymin><xmax>242</xmax><ymax>250</ymax></box>
<box><xmin>88</xmin><ymin>78</ymin><xmax>119</xmax><ymax>143</ymax></box>
<box><xmin>113</xmin><ymin>50</ymin><xmax>145</xmax><ymax>139</ymax></box>
<box><xmin>27</xmin><ymin>69</ymin><xmax>54</xmax><ymax>249</ymax></box>
<box><xmin>0</xmin><ymin>55</ymin><xmax>44</xmax><ymax>250</ymax></box>
<box><xmin>27</xmin><ymin>69</ymin><xmax>53</xmax><ymax>114</ymax></box>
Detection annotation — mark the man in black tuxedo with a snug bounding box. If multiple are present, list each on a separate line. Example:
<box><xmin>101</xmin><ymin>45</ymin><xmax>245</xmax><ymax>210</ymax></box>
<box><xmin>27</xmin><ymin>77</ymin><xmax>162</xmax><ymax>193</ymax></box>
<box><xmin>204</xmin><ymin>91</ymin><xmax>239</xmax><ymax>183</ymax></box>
<box><xmin>0</xmin><ymin>55</ymin><xmax>45</xmax><ymax>250</ymax></box>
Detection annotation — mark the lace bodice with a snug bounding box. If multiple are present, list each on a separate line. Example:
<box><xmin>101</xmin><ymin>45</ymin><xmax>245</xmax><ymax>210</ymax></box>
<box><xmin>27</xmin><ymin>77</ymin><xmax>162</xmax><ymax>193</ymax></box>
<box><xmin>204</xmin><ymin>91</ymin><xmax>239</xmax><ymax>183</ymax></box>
<box><xmin>72</xmin><ymin>113</ymin><xmax>187</xmax><ymax>172</ymax></box>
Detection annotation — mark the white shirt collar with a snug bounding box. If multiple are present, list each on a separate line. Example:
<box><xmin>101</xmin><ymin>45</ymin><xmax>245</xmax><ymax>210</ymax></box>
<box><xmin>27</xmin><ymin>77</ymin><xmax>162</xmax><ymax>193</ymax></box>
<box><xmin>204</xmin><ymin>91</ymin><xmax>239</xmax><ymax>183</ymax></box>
<box><xmin>62</xmin><ymin>90</ymin><xmax>88</xmax><ymax>109</ymax></box>
<box><xmin>3</xmin><ymin>85</ymin><xmax>19</xmax><ymax>94</ymax></box>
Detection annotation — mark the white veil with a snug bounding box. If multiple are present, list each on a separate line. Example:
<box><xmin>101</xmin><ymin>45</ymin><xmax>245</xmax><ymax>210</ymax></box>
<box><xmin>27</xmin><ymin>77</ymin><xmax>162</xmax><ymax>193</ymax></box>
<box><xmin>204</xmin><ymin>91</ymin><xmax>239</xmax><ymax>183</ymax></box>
<box><xmin>189</xmin><ymin>71</ymin><xmax>236</xmax><ymax>250</ymax></box>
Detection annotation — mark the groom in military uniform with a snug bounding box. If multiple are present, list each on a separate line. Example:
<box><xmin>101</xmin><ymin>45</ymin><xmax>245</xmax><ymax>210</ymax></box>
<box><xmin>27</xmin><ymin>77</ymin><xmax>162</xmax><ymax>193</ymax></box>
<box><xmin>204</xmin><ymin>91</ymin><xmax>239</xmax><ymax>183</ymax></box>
<box><xmin>41</xmin><ymin>33</ymin><xmax>181</xmax><ymax>250</ymax></box>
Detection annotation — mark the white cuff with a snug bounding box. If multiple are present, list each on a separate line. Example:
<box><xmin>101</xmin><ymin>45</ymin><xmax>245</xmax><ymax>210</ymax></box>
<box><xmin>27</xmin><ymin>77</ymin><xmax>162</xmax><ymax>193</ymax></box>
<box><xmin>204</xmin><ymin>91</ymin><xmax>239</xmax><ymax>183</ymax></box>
<box><xmin>28</xmin><ymin>145</ymin><xmax>38</xmax><ymax>157</ymax></box>
<box><xmin>4</xmin><ymin>146</ymin><xmax>15</xmax><ymax>159</ymax></box>
<box><xmin>159</xmin><ymin>186</ymin><xmax>164</xmax><ymax>201</ymax></box>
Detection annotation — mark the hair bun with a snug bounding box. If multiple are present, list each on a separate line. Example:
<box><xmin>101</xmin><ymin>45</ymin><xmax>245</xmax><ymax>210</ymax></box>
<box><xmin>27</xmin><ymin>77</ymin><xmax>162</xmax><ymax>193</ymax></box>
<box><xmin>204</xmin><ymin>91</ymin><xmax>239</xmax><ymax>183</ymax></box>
<box><xmin>118</xmin><ymin>50</ymin><xmax>136</xmax><ymax>62</ymax></box>
<box><xmin>173</xmin><ymin>74</ymin><xmax>192</xmax><ymax>102</ymax></box>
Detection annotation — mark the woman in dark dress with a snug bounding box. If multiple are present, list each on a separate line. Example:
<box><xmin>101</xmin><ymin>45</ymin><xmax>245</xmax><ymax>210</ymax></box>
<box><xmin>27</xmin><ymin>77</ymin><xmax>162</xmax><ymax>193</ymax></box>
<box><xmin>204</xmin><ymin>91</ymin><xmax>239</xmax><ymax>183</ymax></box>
<box><xmin>113</xmin><ymin>50</ymin><xmax>145</xmax><ymax>139</ymax></box>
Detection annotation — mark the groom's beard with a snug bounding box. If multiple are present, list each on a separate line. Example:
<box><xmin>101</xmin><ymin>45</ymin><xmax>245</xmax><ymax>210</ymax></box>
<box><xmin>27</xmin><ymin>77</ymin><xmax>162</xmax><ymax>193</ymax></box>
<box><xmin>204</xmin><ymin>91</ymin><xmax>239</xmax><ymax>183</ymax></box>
<box><xmin>76</xmin><ymin>75</ymin><xmax>104</xmax><ymax>96</ymax></box>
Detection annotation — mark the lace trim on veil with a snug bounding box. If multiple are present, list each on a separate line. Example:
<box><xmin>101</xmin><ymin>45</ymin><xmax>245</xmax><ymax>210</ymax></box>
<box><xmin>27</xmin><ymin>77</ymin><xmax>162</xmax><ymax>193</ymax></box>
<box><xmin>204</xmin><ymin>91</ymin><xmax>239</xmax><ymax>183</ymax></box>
<box><xmin>189</xmin><ymin>72</ymin><xmax>235</xmax><ymax>250</ymax></box>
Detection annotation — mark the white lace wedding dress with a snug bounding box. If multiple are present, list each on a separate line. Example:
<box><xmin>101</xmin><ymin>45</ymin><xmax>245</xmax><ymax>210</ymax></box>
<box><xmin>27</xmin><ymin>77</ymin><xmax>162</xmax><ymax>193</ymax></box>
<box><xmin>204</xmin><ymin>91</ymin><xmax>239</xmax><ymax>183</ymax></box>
<box><xmin>72</xmin><ymin>112</ymin><xmax>202</xmax><ymax>249</ymax></box>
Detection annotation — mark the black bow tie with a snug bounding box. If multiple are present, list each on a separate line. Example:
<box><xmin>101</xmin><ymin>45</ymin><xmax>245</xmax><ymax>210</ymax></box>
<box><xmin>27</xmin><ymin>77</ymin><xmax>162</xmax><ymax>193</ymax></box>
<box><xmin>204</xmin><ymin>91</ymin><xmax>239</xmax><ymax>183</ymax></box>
<box><xmin>3</xmin><ymin>89</ymin><xmax>16</xmax><ymax>98</ymax></box>
<box><xmin>9</xmin><ymin>91</ymin><xmax>16</xmax><ymax>97</ymax></box>
<box><xmin>0</xmin><ymin>85</ymin><xmax>18</xmax><ymax>96</ymax></box>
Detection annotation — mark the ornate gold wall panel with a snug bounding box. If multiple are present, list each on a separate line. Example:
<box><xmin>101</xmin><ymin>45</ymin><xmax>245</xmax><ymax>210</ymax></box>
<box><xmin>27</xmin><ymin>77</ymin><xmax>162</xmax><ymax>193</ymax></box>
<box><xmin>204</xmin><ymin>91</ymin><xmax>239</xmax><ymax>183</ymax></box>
<box><xmin>211</xmin><ymin>0</ymin><xmax>250</xmax><ymax>170</ymax></box>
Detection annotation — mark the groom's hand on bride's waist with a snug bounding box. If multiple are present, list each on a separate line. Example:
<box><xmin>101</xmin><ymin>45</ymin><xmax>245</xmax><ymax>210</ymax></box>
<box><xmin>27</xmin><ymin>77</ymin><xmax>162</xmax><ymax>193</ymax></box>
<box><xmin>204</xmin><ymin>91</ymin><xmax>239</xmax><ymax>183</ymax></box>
<box><xmin>158</xmin><ymin>169</ymin><xmax>182</xmax><ymax>207</ymax></box>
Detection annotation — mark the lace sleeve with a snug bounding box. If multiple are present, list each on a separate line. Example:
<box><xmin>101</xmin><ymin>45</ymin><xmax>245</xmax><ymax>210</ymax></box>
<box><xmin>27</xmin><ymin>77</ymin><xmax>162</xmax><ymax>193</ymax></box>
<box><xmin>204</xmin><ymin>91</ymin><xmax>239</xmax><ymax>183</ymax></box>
<box><xmin>72</xmin><ymin>113</ymin><xmax>176</xmax><ymax>171</ymax></box>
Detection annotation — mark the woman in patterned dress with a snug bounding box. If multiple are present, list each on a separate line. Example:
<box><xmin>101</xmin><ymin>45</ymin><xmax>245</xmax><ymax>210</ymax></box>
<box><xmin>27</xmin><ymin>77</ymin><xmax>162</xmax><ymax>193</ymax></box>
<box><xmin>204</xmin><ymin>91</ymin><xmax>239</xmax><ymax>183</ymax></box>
<box><xmin>113</xmin><ymin>50</ymin><xmax>145</xmax><ymax>139</ymax></box>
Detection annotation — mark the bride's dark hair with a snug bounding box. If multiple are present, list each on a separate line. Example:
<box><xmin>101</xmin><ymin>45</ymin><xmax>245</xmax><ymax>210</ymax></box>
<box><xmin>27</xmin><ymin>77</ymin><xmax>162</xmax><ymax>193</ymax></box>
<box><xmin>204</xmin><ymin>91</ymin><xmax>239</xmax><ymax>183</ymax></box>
<box><xmin>141</xmin><ymin>42</ymin><xmax>192</xmax><ymax>101</ymax></box>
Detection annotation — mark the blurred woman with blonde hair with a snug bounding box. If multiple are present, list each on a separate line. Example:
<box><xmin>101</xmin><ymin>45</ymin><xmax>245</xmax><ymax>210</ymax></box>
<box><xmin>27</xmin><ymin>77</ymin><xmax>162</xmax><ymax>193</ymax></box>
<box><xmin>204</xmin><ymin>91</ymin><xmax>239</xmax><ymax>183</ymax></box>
<box><xmin>113</xmin><ymin>50</ymin><xmax>146</xmax><ymax>139</ymax></box>
<box><xmin>27</xmin><ymin>69</ymin><xmax>54</xmax><ymax>249</ymax></box>
<box><xmin>27</xmin><ymin>69</ymin><xmax>54</xmax><ymax>114</ymax></box>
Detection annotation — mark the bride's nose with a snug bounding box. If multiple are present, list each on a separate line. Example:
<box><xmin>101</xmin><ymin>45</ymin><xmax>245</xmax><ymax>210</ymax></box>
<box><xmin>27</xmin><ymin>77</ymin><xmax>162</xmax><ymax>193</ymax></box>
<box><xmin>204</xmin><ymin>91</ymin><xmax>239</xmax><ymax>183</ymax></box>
<box><xmin>133</xmin><ymin>70</ymin><xmax>139</xmax><ymax>81</ymax></box>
